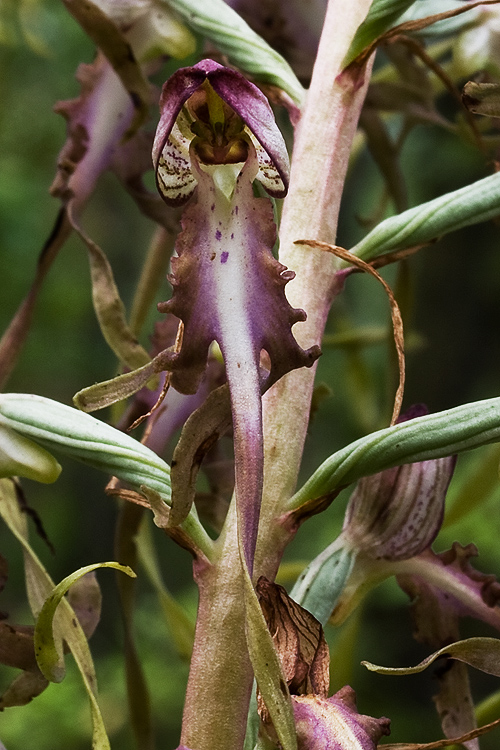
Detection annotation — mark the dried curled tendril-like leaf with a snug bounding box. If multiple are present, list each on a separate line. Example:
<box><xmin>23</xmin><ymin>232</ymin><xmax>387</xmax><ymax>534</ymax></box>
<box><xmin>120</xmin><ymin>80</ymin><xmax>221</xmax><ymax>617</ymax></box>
<box><xmin>297</xmin><ymin>240</ymin><xmax>404</xmax><ymax>424</ymax></box>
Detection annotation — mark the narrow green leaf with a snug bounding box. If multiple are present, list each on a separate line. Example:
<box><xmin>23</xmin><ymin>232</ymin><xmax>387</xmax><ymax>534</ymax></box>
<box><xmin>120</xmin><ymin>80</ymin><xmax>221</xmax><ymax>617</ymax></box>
<box><xmin>34</xmin><ymin>562</ymin><xmax>136</xmax><ymax>683</ymax></box>
<box><xmin>0</xmin><ymin>393</ymin><xmax>172</xmax><ymax>499</ymax></box>
<box><xmin>73</xmin><ymin>218</ymin><xmax>152</xmax><ymax>371</ymax></box>
<box><xmin>362</xmin><ymin>637</ymin><xmax>500</xmax><ymax>677</ymax></box>
<box><xmin>235</xmin><ymin>484</ymin><xmax>297</xmax><ymax>748</ymax></box>
<box><xmin>344</xmin><ymin>0</ymin><xmax>497</xmax><ymax>67</ymax></box>
<box><xmin>344</xmin><ymin>0</ymin><xmax>417</xmax><ymax>67</ymax></box>
<box><xmin>73</xmin><ymin>357</ymin><xmax>162</xmax><ymax>413</ymax></box>
<box><xmin>290</xmin><ymin>396</ymin><xmax>500</xmax><ymax>510</ymax></box>
<box><xmin>397</xmin><ymin>0</ymin><xmax>482</xmax><ymax>37</ymax></box>
<box><xmin>165</xmin><ymin>0</ymin><xmax>304</xmax><ymax>105</ymax></box>
<box><xmin>351</xmin><ymin>171</ymin><xmax>500</xmax><ymax>262</ymax></box>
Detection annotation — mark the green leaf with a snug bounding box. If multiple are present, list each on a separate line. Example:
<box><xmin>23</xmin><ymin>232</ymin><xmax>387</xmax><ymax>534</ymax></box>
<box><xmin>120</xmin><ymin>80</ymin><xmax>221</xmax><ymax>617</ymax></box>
<box><xmin>164</xmin><ymin>0</ymin><xmax>304</xmax><ymax>105</ymax></box>
<box><xmin>34</xmin><ymin>562</ymin><xmax>136</xmax><ymax>683</ymax></box>
<box><xmin>0</xmin><ymin>424</ymin><xmax>61</xmax><ymax>483</ymax></box>
<box><xmin>344</xmin><ymin>0</ymin><xmax>495</xmax><ymax>67</ymax></box>
<box><xmin>344</xmin><ymin>0</ymin><xmax>417</xmax><ymax>67</ymax></box>
<box><xmin>351</xmin><ymin>171</ymin><xmax>500</xmax><ymax>262</ymax></box>
<box><xmin>362</xmin><ymin>637</ymin><xmax>500</xmax><ymax>677</ymax></box>
<box><xmin>290</xmin><ymin>542</ymin><xmax>355</xmax><ymax>626</ymax></box>
<box><xmin>72</xmin><ymin>218</ymin><xmax>152</xmax><ymax>372</ymax></box>
<box><xmin>397</xmin><ymin>0</ymin><xmax>481</xmax><ymax>37</ymax></box>
<box><xmin>73</xmin><ymin>356</ymin><xmax>163</xmax><ymax>412</ymax></box>
<box><xmin>290</xmin><ymin>396</ymin><xmax>500</xmax><ymax>510</ymax></box>
<box><xmin>0</xmin><ymin>393</ymin><xmax>172</xmax><ymax>499</ymax></box>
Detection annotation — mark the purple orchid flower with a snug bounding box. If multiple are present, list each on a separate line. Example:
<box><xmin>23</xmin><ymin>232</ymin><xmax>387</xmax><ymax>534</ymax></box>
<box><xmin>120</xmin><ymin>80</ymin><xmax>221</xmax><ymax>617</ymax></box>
<box><xmin>153</xmin><ymin>59</ymin><xmax>320</xmax><ymax>571</ymax></box>
<box><xmin>292</xmin><ymin>687</ymin><xmax>390</xmax><ymax>750</ymax></box>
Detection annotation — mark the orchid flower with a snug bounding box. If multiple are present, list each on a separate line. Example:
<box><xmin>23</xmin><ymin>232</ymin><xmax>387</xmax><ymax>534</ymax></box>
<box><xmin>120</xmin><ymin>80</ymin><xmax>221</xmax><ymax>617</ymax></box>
<box><xmin>152</xmin><ymin>59</ymin><xmax>319</xmax><ymax>571</ymax></box>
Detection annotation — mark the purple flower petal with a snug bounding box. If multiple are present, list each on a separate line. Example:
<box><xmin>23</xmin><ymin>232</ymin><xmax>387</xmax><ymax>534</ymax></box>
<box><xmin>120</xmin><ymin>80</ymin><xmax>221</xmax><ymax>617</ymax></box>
<box><xmin>52</xmin><ymin>53</ymin><xmax>135</xmax><ymax>213</ymax></box>
<box><xmin>153</xmin><ymin>58</ymin><xmax>290</xmax><ymax>204</ymax></box>
<box><xmin>398</xmin><ymin>542</ymin><xmax>500</xmax><ymax>632</ymax></box>
<box><xmin>292</xmin><ymin>687</ymin><xmax>390</xmax><ymax>749</ymax></box>
<box><xmin>158</xmin><ymin>149</ymin><xmax>317</xmax><ymax>567</ymax></box>
<box><xmin>206</xmin><ymin>63</ymin><xmax>290</xmax><ymax>196</ymax></box>
<box><xmin>158</xmin><ymin>148</ymin><xmax>317</xmax><ymax>395</ymax></box>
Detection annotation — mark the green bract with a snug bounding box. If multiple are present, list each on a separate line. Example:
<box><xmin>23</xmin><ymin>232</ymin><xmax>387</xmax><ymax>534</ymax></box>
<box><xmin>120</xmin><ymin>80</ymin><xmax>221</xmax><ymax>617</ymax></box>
<box><xmin>164</xmin><ymin>0</ymin><xmax>304</xmax><ymax>104</ymax></box>
<box><xmin>344</xmin><ymin>0</ymin><xmax>417</xmax><ymax>66</ymax></box>
<box><xmin>0</xmin><ymin>393</ymin><xmax>171</xmax><ymax>498</ymax></box>
<box><xmin>290</xmin><ymin>396</ymin><xmax>500</xmax><ymax>510</ymax></box>
<box><xmin>350</xmin><ymin>171</ymin><xmax>500</xmax><ymax>261</ymax></box>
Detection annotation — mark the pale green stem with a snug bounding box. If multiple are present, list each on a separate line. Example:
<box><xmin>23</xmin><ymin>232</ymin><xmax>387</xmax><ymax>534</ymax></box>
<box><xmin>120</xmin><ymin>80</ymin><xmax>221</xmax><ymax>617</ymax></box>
<box><xmin>256</xmin><ymin>0</ymin><xmax>374</xmax><ymax>569</ymax></box>
<box><xmin>129</xmin><ymin>225</ymin><xmax>175</xmax><ymax>337</ymax></box>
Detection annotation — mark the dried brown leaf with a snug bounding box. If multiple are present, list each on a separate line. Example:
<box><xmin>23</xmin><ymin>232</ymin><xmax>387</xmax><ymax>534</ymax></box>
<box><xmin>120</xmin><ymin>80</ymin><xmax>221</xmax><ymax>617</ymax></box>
<box><xmin>256</xmin><ymin>577</ymin><xmax>330</xmax><ymax>700</ymax></box>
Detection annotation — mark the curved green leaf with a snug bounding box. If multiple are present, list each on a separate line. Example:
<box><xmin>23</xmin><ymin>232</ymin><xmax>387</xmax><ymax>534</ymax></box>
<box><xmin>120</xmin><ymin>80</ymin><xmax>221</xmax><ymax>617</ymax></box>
<box><xmin>0</xmin><ymin>424</ymin><xmax>61</xmax><ymax>483</ymax></box>
<box><xmin>351</xmin><ymin>171</ymin><xmax>500</xmax><ymax>262</ymax></box>
<box><xmin>165</xmin><ymin>0</ymin><xmax>304</xmax><ymax>104</ymax></box>
<box><xmin>362</xmin><ymin>637</ymin><xmax>500</xmax><ymax>676</ymax></box>
<box><xmin>289</xmin><ymin>396</ymin><xmax>500</xmax><ymax>510</ymax></box>
<box><xmin>242</xmin><ymin>558</ymin><xmax>298</xmax><ymax>750</ymax></box>
<box><xmin>0</xmin><ymin>393</ymin><xmax>171</xmax><ymax>499</ymax></box>
<box><xmin>34</xmin><ymin>562</ymin><xmax>135</xmax><ymax>683</ymax></box>
<box><xmin>344</xmin><ymin>0</ymin><xmax>495</xmax><ymax>68</ymax></box>
<box><xmin>344</xmin><ymin>0</ymin><xmax>417</xmax><ymax>67</ymax></box>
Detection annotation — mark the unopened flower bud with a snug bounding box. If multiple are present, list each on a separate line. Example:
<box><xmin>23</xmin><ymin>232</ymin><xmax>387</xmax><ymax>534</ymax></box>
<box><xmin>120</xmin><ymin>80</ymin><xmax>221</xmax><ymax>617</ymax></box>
<box><xmin>343</xmin><ymin>448</ymin><xmax>455</xmax><ymax>562</ymax></box>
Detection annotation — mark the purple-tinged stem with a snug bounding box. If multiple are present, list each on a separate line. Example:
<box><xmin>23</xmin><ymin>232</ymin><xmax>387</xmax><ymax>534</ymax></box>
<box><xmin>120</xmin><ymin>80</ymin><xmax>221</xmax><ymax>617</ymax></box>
<box><xmin>256</xmin><ymin>0</ymin><xmax>375</xmax><ymax>568</ymax></box>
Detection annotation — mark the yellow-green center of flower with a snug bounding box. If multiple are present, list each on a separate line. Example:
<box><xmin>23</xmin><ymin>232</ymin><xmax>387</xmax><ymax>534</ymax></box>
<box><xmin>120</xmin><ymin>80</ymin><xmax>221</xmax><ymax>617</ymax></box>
<box><xmin>188</xmin><ymin>82</ymin><xmax>249</xmax><ymax>165</ymax></box>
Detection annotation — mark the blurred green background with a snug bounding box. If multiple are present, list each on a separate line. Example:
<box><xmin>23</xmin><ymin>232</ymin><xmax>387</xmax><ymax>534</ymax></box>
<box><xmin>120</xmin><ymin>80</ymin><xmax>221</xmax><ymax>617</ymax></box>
<box><xmin>1</xmin><ymin>2</ymin><xmax>500</xmax><ymax>749</ymax></box>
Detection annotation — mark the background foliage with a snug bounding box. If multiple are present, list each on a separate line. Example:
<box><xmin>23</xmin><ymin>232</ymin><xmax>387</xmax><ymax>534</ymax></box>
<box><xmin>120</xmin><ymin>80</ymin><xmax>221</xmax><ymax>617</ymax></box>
<box><xmin>1</xmin><ymin>1</ymin><xmax>500</xmax><ymax>748</ymax></box>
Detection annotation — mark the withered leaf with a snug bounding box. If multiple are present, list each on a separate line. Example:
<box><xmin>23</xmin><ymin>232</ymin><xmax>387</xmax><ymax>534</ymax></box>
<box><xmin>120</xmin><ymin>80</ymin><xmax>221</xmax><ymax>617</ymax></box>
<box><xmin>256</xmin><ymin>577</ymin><xmax>329</xmax><ymax>700</ymax></box>
<box><xmin>0</xmin><ymin>669</ymin><xmax>48</xmax><ymax>710</ymax></box>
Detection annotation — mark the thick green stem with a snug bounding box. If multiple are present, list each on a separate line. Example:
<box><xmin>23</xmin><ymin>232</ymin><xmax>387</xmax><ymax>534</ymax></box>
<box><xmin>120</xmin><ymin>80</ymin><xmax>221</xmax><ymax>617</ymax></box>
<box><xmin>179</xmin><ymin>3</ymin><xmax>374</xmax><ymax>749</ymax></box>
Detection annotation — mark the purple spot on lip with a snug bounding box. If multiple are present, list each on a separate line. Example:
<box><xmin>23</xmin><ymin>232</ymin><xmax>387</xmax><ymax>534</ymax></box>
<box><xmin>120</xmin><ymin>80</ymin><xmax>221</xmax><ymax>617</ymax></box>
<box><xmin>230</xmin><ymin>233</ymin><xmax>234</xmax><ymax>240</ymax></box>
<box><xmin>215</xmin><ymin>229</ymin><xmax>222</xmax><ymax>241</ymax></box>
<box><xmin>221</xmin><ymin>251</ymin><xmax>229</xmax><ymax>264</ymax></box>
